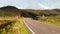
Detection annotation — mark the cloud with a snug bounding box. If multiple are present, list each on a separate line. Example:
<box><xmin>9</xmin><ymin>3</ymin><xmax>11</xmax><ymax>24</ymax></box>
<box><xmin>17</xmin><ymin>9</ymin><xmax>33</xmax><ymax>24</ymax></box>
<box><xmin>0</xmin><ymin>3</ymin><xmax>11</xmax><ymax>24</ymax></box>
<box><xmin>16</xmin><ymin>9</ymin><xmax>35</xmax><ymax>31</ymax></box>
<box><xmin>15</xmin><ymin>6</ymin><xmax>24</xmax><ymax>9</ymax></box>
<box><xmin>39</xmin><ymin>3</ymin><xmax>49</xmax><ymax>9</ymax></box>
<box><xmin>26</xmin><ymin>3</ymin><xmax>52</xmax><ymax>10</ymax></box>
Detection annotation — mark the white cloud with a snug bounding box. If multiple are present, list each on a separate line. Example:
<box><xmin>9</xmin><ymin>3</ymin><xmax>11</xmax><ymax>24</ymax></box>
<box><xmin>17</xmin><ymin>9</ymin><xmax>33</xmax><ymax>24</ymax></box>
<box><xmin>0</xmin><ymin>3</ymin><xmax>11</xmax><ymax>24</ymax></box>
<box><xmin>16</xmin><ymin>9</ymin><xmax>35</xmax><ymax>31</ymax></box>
<box><xmin>39</xmin><ymin>3</ymin><xmax>49</xmax><ymax>9</ymax></box>
<box><xmin>15</xmin><ymin>6</ymin><xmax>24</xmax><ymax>9</ymax></box>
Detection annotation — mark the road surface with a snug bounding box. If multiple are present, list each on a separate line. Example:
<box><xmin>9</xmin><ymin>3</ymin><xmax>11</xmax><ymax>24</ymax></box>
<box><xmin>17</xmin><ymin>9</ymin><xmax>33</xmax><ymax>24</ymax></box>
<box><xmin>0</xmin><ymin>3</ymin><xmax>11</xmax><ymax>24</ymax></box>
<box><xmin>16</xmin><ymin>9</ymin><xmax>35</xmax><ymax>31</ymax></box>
<box><xmin>24</xmin><ymin>18</ymin><xmax>60</xmax><ymax>34</ymax></box>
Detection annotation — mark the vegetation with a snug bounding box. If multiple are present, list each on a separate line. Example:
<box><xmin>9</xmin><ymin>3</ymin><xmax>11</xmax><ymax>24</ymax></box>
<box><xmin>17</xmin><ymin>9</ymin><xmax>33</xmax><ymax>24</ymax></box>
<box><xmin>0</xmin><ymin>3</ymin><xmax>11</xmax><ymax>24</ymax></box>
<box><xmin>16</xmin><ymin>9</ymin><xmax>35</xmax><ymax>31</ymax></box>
<box><xmin>0</xmin><ymin>6</ymin><xmax>21</xmax><ymax>17</ymax></box>
<box><xmin>0</xmin><ymin>17</ymin><xmax>28</xmax><ymax>34</ymax></box>
<box><xmin>38</xmin><ymin>15</ymin><xmax>60</xmax><ymax>27</ymax></box>
<box><xmin>0</xmin><ymin>6</ymin><xmax>28</xmax><ymax>34</ymax></box>
<box><xmin>0</xmin><ymin>10</ymin><xmax>15</xmax><ymax>17</ymax></box>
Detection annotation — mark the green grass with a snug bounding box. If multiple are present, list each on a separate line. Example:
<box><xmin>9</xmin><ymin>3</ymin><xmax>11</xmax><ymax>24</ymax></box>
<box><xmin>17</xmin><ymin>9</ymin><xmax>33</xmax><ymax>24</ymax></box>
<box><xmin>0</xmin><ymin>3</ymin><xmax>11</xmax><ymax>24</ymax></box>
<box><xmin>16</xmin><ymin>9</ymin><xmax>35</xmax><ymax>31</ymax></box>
<box><xmin>0</xmin><ymin>10</ymin><xmax>16</xmax><ymax>17</ymax></box>
<box><xmin>38</xmin><ymin>16</ymin><xmax>60</xmax><ymax>27</ymax></box>
<box><xmin>0</xmin><ymin>17</ymin><xmax>28</xmax><ymax>34</ymax></box>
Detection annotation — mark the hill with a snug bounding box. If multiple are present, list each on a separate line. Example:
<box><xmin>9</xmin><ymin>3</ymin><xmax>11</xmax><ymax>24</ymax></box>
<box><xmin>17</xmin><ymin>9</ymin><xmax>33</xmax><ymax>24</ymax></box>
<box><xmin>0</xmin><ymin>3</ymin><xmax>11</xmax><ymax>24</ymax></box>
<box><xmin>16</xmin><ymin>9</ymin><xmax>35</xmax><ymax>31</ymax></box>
<box><xmin>0</xmin><ymin>6</ymin><xmax>21</xmax><ymax>17</ymax></box>
<box><xmin>0</xmin><ymin>6</ymin><xmax>60</xmax><ymax>19</ymax></box>
<box><xmin>20</xmin><ymin>9</ymin><xmax>60</xmax><ymax>19</ymax></box>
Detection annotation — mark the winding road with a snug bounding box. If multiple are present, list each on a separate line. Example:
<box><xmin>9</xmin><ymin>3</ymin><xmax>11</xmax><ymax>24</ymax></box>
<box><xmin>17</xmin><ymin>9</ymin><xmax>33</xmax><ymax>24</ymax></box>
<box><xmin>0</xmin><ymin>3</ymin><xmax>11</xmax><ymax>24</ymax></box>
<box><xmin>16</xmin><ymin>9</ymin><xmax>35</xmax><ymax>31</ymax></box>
<box><xmin>24</xmin><ymin>18</ymin><xmax>60</xmax><ymax>34</ymax></box>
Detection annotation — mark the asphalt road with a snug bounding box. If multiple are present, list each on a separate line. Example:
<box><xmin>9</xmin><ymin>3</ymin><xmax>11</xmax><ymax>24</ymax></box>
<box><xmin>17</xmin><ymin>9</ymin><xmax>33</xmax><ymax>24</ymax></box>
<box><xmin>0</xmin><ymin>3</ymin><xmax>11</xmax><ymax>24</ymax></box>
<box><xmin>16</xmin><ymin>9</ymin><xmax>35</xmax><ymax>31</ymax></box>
<box><xmin>24</xmin><ymin>18</ymin><xmax>60</xmax><ymax>34</ymax></box>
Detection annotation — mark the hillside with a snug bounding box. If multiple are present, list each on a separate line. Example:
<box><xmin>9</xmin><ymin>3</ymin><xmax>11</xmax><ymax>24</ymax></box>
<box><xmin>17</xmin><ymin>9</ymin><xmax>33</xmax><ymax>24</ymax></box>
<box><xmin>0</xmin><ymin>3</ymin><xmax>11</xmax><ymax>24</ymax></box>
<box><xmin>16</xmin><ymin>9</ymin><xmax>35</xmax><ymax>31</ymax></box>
<box><xmin>0</xmin><ymin>6</ymin><xmax>21</xmax><ymax>17</ymax></box>
<box><xmin>0</xmin><ymin>6</ymin><xmax>60</xmax><ymax>18</ymax></box>
<box><xmin>22</xmin><ymin>9</ymin><xmax>60</xmax><ymax>16</ymax></box>
<box><xmin>20</xmin><ymin>9</ymin><xmax>60</xmax><ymax>20</ymax></box>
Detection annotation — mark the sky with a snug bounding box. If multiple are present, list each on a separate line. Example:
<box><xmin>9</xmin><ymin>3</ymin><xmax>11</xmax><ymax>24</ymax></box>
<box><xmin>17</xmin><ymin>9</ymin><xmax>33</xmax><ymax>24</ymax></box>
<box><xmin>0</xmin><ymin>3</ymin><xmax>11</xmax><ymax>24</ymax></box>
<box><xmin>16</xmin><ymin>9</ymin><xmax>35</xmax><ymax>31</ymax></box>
<box><xmin>0</xmin><ymin>0</ymin><xmax>60</xmax><ymax>9</ymax></box>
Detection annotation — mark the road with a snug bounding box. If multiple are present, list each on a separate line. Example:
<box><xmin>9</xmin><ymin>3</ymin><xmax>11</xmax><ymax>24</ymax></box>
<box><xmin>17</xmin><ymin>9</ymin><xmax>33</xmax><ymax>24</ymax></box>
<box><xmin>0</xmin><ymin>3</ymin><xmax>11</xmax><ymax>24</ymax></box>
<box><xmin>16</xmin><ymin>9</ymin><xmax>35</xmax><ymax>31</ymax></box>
<box><xmin>24</xmin><ymin>18</ymin><xmax>60</xmax><ymax>34</ymax></box>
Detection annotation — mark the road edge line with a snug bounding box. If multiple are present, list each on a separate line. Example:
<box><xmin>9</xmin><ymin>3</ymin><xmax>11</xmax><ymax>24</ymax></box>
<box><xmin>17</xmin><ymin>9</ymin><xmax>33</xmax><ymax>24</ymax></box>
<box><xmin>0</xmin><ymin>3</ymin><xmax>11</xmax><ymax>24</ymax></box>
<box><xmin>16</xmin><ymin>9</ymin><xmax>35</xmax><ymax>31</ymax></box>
<box><xmin>24</xmin><ymin>21</ymin><xmax>35</xmax><ymax>34</ymax></box>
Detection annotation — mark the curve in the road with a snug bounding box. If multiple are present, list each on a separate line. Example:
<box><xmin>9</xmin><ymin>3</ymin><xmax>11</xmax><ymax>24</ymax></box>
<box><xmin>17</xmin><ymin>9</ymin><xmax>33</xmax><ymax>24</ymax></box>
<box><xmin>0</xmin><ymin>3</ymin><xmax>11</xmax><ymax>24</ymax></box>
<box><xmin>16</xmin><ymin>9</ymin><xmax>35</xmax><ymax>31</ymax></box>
<box><xmin>24</xmin><ymin>18</ymin><xmax>60</xmax><ymax>34</ymax></box>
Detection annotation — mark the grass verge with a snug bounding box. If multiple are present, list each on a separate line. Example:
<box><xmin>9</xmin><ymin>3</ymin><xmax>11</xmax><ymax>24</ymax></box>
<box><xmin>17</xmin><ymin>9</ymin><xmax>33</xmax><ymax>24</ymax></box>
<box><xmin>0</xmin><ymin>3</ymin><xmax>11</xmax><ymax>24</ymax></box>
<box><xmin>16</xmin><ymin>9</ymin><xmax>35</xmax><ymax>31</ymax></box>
<box><xmin>0</xmin><ymin>17</ymin><xmax>28</xmax><ymax>34</ymax></box>
<box><xmin>38</xmin><ymin>16</ymin><xmax>60</xmax><ymax>27</ymax></box>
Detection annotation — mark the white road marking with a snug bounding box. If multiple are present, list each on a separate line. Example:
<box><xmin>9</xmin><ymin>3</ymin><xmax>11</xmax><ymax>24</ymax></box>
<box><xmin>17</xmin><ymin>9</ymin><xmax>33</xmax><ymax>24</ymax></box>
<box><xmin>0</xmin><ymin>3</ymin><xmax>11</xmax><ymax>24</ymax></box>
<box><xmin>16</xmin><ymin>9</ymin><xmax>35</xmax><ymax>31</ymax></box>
<box><xmin>24</xmin><ymin>21</ymin><xmax>35</xmax><ymax>34</ymax></box>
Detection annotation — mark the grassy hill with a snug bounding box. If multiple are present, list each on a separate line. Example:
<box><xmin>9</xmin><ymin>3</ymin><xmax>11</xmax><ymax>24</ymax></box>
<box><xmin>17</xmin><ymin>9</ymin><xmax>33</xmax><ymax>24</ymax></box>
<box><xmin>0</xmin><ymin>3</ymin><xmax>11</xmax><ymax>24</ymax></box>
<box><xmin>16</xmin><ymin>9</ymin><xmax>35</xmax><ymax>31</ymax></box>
<box><xmin>0</xmin><ymin>6</ymin><xmax>22</xmax><ymax>17</ymax></box>
<box><xmin>22</xmin><ymin>9</ymin><xmax>60</xmax><ymax>16</ymax></box>
<box><xmin>21</xmin><ymin>9</ymin><xmax>60</xmax><ymax>19</ymax></box>
<box><xmin>0</xmin><ymin>6</ymin><xmax>60</xmax><ymax>18</ymax></box>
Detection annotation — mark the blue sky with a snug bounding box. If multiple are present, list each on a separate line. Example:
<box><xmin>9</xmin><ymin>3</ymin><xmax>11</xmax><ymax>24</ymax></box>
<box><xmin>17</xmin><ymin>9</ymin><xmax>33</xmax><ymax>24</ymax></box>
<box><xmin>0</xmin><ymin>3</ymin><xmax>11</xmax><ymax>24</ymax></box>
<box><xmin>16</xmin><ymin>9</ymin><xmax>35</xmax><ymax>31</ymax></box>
<box><xmin>0</xmin><ymin>0</ymin><xmax>60</xmax><ymax>9</ymax></box>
